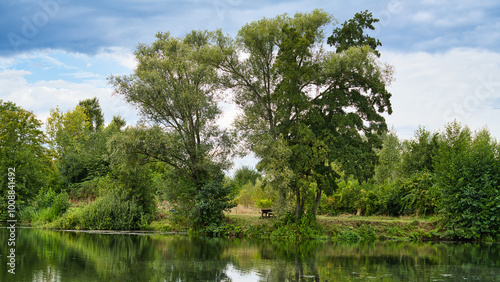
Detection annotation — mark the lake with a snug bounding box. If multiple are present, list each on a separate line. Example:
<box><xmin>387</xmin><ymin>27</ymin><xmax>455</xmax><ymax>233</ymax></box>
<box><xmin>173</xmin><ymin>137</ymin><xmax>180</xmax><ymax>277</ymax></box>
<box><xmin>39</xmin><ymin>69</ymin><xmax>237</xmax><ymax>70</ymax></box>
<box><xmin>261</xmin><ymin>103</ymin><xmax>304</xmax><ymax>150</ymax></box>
<box><xmin>1</xmin><ymin>227</ymin><xmax>499</xmax><ymax>281</ymax></box>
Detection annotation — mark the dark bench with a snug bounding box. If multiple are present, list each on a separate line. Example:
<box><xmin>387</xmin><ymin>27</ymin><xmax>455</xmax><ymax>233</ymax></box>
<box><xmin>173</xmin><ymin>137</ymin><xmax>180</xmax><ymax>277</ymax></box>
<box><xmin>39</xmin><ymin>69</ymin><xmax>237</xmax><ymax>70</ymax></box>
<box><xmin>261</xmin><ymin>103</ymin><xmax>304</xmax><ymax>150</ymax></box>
<box><xmin>261</xmin><ymin>209</ymin><xmax>274</xmax><ymax>218</ymax></box>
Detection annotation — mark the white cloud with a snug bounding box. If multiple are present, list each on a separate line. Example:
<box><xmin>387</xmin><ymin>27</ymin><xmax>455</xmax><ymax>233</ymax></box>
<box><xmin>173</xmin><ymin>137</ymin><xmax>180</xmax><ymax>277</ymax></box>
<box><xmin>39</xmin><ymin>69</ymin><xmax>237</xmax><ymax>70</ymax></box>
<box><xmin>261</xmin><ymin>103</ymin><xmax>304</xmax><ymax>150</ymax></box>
<box><xmin>383</xmin><ymin>47</ymin><xmax>500</xmax><ymax>139</ymax></box>
<box><xmin>95</xmin><ymin>47</ymin><xmax>137</xmax><ymax>70</ymax></box>
<box><xmin>412</xmin><ymin>11</ymin><xmax>434</xmax><ymax>23</ymax></box>
<box><xmin>0</xmin><ymin>69</ymin><xmax>139</xmax><ymax>126</ymax></box>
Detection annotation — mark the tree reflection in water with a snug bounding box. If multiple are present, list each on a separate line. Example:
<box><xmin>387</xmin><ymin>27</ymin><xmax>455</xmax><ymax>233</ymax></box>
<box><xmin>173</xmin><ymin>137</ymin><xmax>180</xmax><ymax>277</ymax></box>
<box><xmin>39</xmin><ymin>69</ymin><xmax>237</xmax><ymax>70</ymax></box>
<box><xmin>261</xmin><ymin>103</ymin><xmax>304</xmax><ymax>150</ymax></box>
<box><xmin>1</xmin><ymin>228</ymin><xmax>499</xmax><ymax>281</ymax></box>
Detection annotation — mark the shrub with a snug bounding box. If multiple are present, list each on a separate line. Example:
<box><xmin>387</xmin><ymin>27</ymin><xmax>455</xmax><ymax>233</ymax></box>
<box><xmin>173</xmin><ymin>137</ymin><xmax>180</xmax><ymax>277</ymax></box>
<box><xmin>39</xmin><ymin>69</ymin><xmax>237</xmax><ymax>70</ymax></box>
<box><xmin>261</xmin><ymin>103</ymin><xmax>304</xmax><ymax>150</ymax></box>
<box><xmin>20</xmin><ymin>189</ymin><xmax>70</xmax><ymax>224</ymax></box>
<box><xmin>190</xmin><ymin>175</ymin><xmax>237</xmax><ymax>236</ymax></box>
<box><xmin>318</xmin><ymin>180</ymin><xmax>363</xmax><ymax>215</ymax></box>
<box><xmin>358</xmin><ymin>224</ymin><xmax>377</xmax><ymax>241</ymax></box>
<box><xmin>82</xmin><ymin>194</ymin><xmax>148</xmax><ymax>230</ymax></box>
<box><xmin>57</xmin><ymin>193</ymin><xmax>148</xmax><ymax>230</ymax></box>
<box><xmin>271</xmin><ymin>213</ymin><xmax>327</xmax><ymax>242</ymax></box>
<box><xmin>333</xmin><ymin>230</ymin><xmax>362</xmax><ymax>243</ymax></box>
<box><xmin>435</xmin><ymin>124</ymin><xmax>500</xmax><ymax>240</ymax></box>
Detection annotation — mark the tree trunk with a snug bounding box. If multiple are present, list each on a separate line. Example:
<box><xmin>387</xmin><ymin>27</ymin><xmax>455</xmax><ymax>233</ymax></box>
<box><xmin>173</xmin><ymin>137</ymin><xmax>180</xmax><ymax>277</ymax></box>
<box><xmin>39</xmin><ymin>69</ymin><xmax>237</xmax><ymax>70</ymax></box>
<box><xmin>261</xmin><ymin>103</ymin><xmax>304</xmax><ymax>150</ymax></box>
<box><xmin>312</xmin><ymin>188</ymin><xmax>322</xmax><ymax>217</ymax></box>
<box><xmin>295</xmin><ymin>184</ymin><xmax>301</xmax><ymax>222</ymax></box>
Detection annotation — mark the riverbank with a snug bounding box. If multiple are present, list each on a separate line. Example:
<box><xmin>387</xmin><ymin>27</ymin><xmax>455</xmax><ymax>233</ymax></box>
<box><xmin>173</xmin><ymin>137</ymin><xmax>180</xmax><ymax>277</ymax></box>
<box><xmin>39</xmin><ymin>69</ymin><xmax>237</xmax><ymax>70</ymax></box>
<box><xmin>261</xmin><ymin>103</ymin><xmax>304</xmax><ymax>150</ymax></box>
<box><xmin>32</xmin><ymin>205</ymin><xmax>484</xmax><ymax>242</ymax></box>
<box><xmin>145</xmin><ymin>206</ymin><xmax>443</xmax><ymax>242</ymax></box>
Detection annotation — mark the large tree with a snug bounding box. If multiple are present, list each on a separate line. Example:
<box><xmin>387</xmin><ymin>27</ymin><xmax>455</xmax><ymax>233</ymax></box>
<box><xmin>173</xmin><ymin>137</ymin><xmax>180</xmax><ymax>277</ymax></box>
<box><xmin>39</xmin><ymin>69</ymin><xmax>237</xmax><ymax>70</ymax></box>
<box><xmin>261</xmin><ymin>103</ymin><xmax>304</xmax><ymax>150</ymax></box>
<box><xmin>212</xmin><ymin>9</ymin><xmax>393</xmax><ymax>219</ymax></box>
<box><xmin>110</xmin><ymin>31</ymin><xmax>234</xmax><ymax>186</ymax></box>
<box><xmin>0</xmin><ymin>100</ymin><xmax>53</xmax><ymax>218</ymax></box>
<box><xmin>109</xmin><ymin>31</ymin><xmax>235</xmax><ymax>231</ymax></box>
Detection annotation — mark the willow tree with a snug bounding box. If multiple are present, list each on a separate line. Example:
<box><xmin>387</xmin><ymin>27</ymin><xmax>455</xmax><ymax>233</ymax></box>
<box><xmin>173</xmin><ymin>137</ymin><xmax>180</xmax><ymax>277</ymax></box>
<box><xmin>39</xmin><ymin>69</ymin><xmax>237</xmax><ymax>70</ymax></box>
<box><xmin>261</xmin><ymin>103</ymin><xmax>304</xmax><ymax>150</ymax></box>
<box><xmin>109</xmin><ymin>31</ymin><xmax>235</xmax><ymax>231</ymax></box>
<box><xmin>213</xmin><ymin>9</ymin><xmax>393</xmax><ymax>220</ymax></box>
<box><xmin>0</xmin><ymin>100</ymin><xmax>53</xmax><ymax>218</ymax></box>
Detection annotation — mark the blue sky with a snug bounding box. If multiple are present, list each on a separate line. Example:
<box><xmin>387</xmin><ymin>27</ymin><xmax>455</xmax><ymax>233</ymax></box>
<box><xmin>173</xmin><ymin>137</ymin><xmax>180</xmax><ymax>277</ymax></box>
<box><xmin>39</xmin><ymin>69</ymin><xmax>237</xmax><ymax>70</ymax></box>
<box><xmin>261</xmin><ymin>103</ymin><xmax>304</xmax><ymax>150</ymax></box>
<box><xmin>1</xmin><ymin>0</ymin><xmax>500</xmax><ymax>171</ymax></box>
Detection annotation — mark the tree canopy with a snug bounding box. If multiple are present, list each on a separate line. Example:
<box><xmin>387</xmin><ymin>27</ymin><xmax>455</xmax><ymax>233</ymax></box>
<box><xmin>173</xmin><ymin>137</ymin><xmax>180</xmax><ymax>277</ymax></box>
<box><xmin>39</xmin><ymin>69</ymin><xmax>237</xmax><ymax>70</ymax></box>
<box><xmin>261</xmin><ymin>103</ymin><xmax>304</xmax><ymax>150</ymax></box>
<box><xmin>109</xmin><ymin>31</ymin><xmax>236</xmax><ymax>232</ymax></box>
<box><xmin>211</xmin><ymin>9</ymin><xmax>393</xmax><ymax>219</ymax></box>
<box><xmin>110</xmin><ymin>31</ymin><xmax>234</xmax><ymax>188</ymax></box>
<box><xmin>0</xmin><ymin>100</ymin><xmax>53</xmax><ymax>218</ymax></box>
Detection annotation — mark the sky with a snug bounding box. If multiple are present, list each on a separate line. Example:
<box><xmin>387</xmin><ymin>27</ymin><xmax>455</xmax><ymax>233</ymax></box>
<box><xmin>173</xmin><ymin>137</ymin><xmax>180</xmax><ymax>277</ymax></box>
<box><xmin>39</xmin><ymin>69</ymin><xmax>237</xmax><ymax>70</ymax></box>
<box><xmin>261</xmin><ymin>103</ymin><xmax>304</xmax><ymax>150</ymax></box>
<box><xmin>1</xmin><ymin>0</ymin><xmax>500</xmax><ymax>172</ymax></box>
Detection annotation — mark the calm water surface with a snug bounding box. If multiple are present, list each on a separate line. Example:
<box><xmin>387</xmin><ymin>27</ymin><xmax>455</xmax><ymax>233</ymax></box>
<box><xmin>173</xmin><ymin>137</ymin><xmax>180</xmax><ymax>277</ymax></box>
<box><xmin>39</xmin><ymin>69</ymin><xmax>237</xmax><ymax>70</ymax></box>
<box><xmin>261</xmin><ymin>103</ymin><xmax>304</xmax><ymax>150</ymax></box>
<box><xmin>1</xmin><ymin>227</ymin><xmax>499</xmax><ymax>281</ymax></box>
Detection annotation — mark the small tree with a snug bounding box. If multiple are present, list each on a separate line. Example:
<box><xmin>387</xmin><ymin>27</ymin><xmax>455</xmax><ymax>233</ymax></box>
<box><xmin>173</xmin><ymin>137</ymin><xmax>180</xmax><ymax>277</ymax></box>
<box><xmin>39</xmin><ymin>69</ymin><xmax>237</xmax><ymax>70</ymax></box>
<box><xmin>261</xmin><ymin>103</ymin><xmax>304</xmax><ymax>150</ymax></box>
<box><xmin>435</xmin><ymin>121</ymin><xmax>500</xmax><ymax>240</ymax></box>
<box><xmin>46</xmin><ymin>100</ymin><xmax>110</xmax><ymax>188</ymax></box>
<box><xmin>191</xmin><ymin>174</ymin><xmax>236</xmax><ymax>235</ymax></box>
<box><xmin>401</xmin><ymin>126</ymin><xmax>440</xmax><ymax>176</ymax></box>
<box><xmin>374</xmin><ymin>129</ymin><xmax>403</xmax><ymax>183</ymax></box>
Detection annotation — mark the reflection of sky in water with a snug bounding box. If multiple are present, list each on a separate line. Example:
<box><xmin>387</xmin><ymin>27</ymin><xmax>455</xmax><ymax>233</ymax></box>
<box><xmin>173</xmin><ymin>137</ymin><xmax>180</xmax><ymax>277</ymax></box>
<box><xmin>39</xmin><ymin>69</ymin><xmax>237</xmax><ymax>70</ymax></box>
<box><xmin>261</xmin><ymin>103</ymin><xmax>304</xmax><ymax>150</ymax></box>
<box><xmin>226</xmin><ymin>264</ymin><xmax>261</xmax><ymax>282</ymax></box>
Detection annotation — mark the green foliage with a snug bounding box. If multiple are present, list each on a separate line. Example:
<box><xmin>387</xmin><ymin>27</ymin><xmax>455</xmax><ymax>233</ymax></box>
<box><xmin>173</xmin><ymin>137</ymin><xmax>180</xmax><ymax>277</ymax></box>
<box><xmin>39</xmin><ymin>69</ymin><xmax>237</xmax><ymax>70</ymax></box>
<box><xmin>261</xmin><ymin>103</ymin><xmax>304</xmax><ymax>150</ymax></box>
<box><xmin>215</xmin><ymin>9</ymin><xmax>393</xmax><ymax>221</ymax></box>
<box><xmin>332</xmin><ymin>230</ymin><xmax>362</xmax><ymax>243</ymax></box>
<box><xmin>0</xmin><ymin>100</ymin><xmax>54</xmax><ymax>219</ymax></box>
<box><xmin>191</xmin><ymin>175</ymin><xmax>237</xmax><ymax>236</ymax></box>
<box><xmin>398</xmin><ymin>171</ymin><xmax>438</xmax><ymax>216</ymax></box>
<box><xmin>320</xmin><ymin>170</ymin><xmax>437</xmax><ymax>217</ymax></box>
<box><xmin>233</xmin><ymin>166</ymin><xmax>260</xmax><ymax>188</ymax></box>
<box><xmin>330</xmin><ymin>225</ymin><xmax>376</xmax><ymax>243</ymax></box>
<box><xmin>245</xmin><ymin>223</ymin><xmax>274</xmax><ymax>239</ymax></box>
<box><xmin>374</xmin><ymin>129</ymin><xmax>402</xmax><ymax>183</ymax></box>
<box><xmin>46</xmin><ymin>101</ymin><xmax>112</xmax><ymax>188</ymax></box>
<box><xmin>236</xmin><ymin>181</ymin><xmax>263</xmax><ymax>207</ymax></box>
<box><xmin>109</xmin><ymin>31</ymin><xmax>234</xmax><ymax>189</ymax></box>
<box><xmin>434</xmin><ymin>122</ymin><xmax>500</xmax><ymax>240</ymax></box>
<box><xmin>401</xmin><ymin>126</ymin><xmax>440</xmax><ymax>176</ymax></box>
<box><xmin>256</xmin><ymin>198</ymin><xmax>274</xmax><ymax>209</ymax></box>
<box><xmin>271</xmin><ymin>213</ymin><xmax>327</xmax><ymax>242</ymax></box>
<box><xmin>358</xmin><ymin>224</ymin><xmax>377</xmax><ymax>241</ymax></box>
<box><xmin>109</xmin><ymin>31</ymin><xmax>237</xmax><ymax>234</ymax></box>
<box><xmin>328</xmin><ymin>10</ymin><xmax>382</xmax><ymax>56</ymax></box>
<box><xmin>81</xmin><ymin>194</ymin><xmax>147</xmax><ymax>230</ymax></box>
<box><xmin>54</xmin><ymin>193</ymin><xmax>149</xmax><ymax>230</ymax></box>
<box><xmin>106</xmin><ymin>132</ymin><xmax>158</xmax><ymax>218</ymax></box>
<box><xmin>78</xmin><ymin>97</ymin><xmax>104</xmax><ymax>131</ymax></box>
<box><xmin>232</xmin><ymin>167</ymin><xmax>268</xmax><ymax>208</ymax></box>
<box><xmin>20</xmin><ymin>189</ymin><xmax>70</xmax><ymax>224</ymax></box>
<box><xmin>67</xmin><ymin>178</ymin><xmax>101</xmax><ymax>202</ymax></box>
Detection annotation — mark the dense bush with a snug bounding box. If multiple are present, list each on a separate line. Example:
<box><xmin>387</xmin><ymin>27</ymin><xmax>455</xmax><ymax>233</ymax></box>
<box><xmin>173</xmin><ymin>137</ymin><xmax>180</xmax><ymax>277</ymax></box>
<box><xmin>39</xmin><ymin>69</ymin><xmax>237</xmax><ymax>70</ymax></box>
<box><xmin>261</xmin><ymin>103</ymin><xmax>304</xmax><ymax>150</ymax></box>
<box><xmin>319</xmin><ymin>170</ymin><xmax>437</xmax><ymax>217</ymax></box>
<box><xmin>435</xmin><ymin>124</ymin><xmax>500</xmax><ymax>240</ymax></box>
<box><xmin>318</xmin><ymin>180</ymin><xmax>364</xmax><ymax>216</ymax></box>
<box><xmin>191</xmin><ymin>174</ymin><xmax>237</xmax><ymax>236</ymax></box>
<box><xmin>380</xmin><ymin>171</ymin><xmax>437</xmax><ymax>216</ymax></box>
<box><xmin>271</xmin><ymin>213</ymin><xmax>327</xmax><ymax>242</ymax></box>
<box><xmin>52</xmin><ymin>192</ymin><xmax>149</xmax><ymax>230</ymax></box>
<box><xmin>315</xmin><ymin>123</ymin><xmax>500</xmax><ymax>241</ymax></box>
<box><xmin>80</xmin><ymin>194</ymin><xmax>147</xmax><ymax>230</ymax></box>
<box><xmin>20</xmin><ymin>189</ymin><xmax>71</xmax><ymax>224</ymax></box>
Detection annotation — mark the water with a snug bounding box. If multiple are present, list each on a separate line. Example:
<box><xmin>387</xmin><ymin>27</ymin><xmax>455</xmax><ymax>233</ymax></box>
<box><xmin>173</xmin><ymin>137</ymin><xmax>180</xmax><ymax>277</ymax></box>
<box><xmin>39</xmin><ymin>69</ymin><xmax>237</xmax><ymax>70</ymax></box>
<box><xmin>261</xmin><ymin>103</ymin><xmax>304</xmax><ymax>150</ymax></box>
<box><xmin>1</xmin><ymin>228</ymin><xmax>499</xmax><ymax>281</ymax></box>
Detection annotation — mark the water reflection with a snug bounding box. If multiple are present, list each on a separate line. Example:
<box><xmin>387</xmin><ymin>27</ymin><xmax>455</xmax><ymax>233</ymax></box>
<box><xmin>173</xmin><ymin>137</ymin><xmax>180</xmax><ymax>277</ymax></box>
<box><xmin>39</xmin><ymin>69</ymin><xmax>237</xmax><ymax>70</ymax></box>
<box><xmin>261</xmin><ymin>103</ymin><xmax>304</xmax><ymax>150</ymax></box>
<box><xmin>0</xmin><ymin>228</ymin><xmax>499</xmax><ymax>281</ymax></box>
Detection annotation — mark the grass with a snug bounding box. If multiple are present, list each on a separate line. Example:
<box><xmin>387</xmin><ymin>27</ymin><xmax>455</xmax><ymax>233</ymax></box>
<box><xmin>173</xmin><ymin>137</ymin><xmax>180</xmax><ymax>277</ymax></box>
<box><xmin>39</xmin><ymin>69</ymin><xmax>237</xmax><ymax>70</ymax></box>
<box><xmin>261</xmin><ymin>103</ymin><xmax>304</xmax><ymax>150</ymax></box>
<box><xmin>147</xmin><ymin>211</ymin><xmax>441</xmax><ymax>241</ymax></box>
<box><xmin>225</xmin><ymin>205</ymin><xmax>261</xmax><ymax>215</ymax></box>
<box><xmin>46</xmin><ymin>202</ymin><xmax>440</xmax><ymax>241</ymax></box>
<box><xmin>316</xmin><ymin>214</ymin><xmax>440</xmax><ymax>241</ymax></box>
<box><xmin>222</xmin><ymin>207</ymin><xmax>441</xmax><ymax>241</ymax></box>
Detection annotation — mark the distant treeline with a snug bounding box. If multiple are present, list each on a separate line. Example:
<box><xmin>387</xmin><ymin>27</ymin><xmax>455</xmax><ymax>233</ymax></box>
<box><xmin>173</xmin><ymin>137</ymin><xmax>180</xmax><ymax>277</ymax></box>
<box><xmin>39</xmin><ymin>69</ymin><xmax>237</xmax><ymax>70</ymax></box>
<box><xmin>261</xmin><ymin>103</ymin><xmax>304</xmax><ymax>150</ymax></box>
<box><xmin>316</xmin><ymin>123</ymin><xmax>500</xmax><ymax>240</ymax></box>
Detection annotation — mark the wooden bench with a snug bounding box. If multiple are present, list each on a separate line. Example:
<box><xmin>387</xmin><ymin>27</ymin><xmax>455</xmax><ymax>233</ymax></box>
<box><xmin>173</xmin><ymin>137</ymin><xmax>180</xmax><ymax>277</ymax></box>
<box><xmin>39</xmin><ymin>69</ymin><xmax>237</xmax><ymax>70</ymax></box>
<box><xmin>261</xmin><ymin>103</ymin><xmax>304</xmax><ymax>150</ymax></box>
<box><xmin>261</xmin><ymin>209</ymin><xmax>274</xmax><ymax>218</ymax></box>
